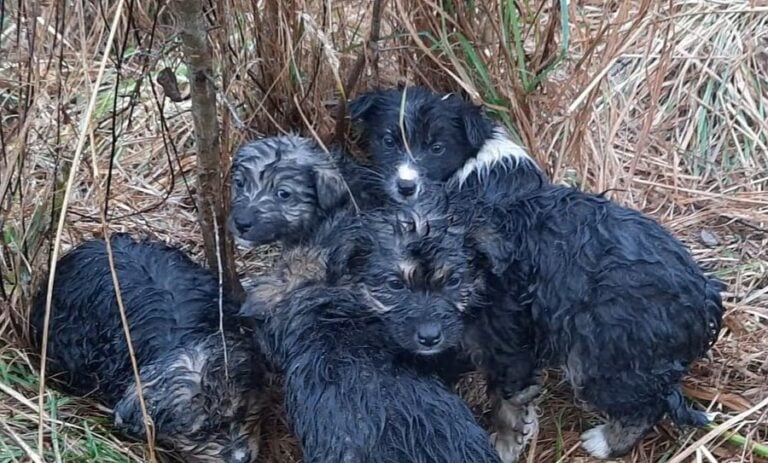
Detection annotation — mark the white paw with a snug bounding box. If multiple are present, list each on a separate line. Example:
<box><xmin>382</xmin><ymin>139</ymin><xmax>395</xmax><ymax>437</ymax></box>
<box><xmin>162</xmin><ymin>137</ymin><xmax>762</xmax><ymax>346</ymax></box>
<box><xmin>581</xmin><ymin>425</ymin><xmax>612</xmax><ymax>459</ymax></box>
<box><xmin>705</xmin><ymin>411</ymin><xmax>719</xmax><ymax>422</ymax></box>
<box><xmin>491</xmin><ymin>403</ymin><xmax>538</xmax><ymax>463</ymax></box>
<box><xmin>491</xmin><ymin>431</ymin><xmax>525</xmax><ymax>463</ymax></box>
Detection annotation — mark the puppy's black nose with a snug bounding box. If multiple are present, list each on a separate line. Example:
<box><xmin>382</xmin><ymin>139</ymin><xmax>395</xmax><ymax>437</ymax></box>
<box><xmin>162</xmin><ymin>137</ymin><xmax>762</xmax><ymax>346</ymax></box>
<box><xmin>396</xmin><ymin>178</ymin><xmax>417</xmax><ymax>197</ymax></box>
<box><xmin>416</xmin><ymin>323</ymin><xmax>443</xmax><ymax>347</ymax></box>
<box><xmin>232</xmin><ymin>215</ymin><xmax>251</xmax><ymax>233</ymax></box>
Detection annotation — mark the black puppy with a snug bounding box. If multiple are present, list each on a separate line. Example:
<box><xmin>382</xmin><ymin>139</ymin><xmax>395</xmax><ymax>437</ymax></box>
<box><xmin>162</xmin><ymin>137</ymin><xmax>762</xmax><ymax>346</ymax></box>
<box><xmin>242</xmin><ymin>228</ymin><xmax>501</xmax><ymax>463</ymax></box>
<box><xmin>462</xmin><ymin>184</ymin><xmax>725</xmax><ymax>461</ymax></box>
<box><xmin>350</xmin><ymin>86</ymin><xmax>724</xmax><ymax>460</ymax></box>
<box><xmin>347</xmin><ymin>182</ymin><xmax>539</xmax><ymax>460</ymax></box>
<box><xmin>31</xmin><ymin>234</ymin><xmax>267</xmax><ymax>463</ymax></box>
<box><xmin>228</xmin><ymin>134</ymin><xmax>385</xmax><ymax>248</ymax></box>
<box><xmin>348</xmin><ymin>86</ymin><xmax>546</xmax><ymax>204</ymax></box>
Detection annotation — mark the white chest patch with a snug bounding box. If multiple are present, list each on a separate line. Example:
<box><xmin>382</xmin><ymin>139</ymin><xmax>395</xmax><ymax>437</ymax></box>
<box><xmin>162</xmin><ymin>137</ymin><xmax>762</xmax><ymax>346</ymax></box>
<box><xmin>453</xmin><ymin>127</ymin><xmax>535</xmax><ymax>185</ymax></box>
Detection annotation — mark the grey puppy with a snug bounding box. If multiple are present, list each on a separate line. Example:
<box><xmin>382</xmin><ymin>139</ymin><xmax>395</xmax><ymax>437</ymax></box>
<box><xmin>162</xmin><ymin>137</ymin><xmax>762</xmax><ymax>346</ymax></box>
<box><xmin>228</xmin><ymin>135</ymin><xmax>385</xmax><ymax>248</ymax></box>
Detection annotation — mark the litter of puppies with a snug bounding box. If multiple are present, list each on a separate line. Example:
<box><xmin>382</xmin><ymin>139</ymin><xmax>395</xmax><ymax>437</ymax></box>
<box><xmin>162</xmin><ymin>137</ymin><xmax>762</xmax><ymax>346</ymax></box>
<box><xmin>31</xmin><ymin>86</ymin><xmax>724</xmax><ymax>462</ymax></box>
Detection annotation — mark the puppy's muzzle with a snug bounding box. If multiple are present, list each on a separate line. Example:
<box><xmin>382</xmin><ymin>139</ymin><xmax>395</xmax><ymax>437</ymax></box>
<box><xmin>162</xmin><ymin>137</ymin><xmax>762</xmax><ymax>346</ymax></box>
<box><xmin>415</xmin><ymin>321</ymin><xmax>443</xmax><ymax>348</ymax></box>
<box><xmin>230</xmin><ymin>214</ymin><xmax>252</xmax><ymax>234</ymax></box>
<box><xmin>396</xmin><ymin>177</ymin><xmax>418</xmax><ymax>198</ymax></box>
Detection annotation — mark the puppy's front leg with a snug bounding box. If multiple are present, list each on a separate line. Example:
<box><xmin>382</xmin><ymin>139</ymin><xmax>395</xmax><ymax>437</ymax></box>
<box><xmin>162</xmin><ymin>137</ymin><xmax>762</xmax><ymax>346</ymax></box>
<box><xmin>487</xmin><ymin>353</ymin><xmax>540</xmax><ymax>463</ymax></box>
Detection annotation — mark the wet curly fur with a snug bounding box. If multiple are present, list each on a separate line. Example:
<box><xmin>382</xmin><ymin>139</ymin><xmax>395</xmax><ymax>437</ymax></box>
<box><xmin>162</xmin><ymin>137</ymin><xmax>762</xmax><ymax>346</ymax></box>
<box><xmin>462</xmin><ymin>181</ymin><xmax>725</xmax><ymax>458</ymax></box>
<box><xmin>241</xmin><ymin>229</ymin><xmax>501</xmax><ymax>463</ymax></box>
<box><xmin>228</xmin><ymin>134</ymin><xmax>385</xmax><ymax>248</ymax></box>
<box><xmin>30</xmin><ymin>234</ymin><xmax>268</xmax><ymax>463</ymax></box>
<box><xmin>348</xmin><ymin>86</ymin><xmax>546</xmax><ymax>204</ymax></box>
<box><xmin>340</xmin><ymin>184</ymin><xmax>485</xmax><ymax>378</ymax></box>
<box><xmin>349</xmin><ymin>85</ymin><xmax>724</xmax><ymax>459</ymax></box>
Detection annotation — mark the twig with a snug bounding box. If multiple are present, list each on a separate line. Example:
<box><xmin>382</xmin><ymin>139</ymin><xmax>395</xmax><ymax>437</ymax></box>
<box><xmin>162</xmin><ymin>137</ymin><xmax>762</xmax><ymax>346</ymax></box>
<box><xmin>171</xmin><ymin>0</ymin><xmax>244</xmax><ymax>301</ymax></box>
<box><xmin>211</xmin><ymin>203</ymin><xmax>229</xmax><ymax>380</ymax></box>
<box><xmin>88</xmin><ymin>130</ymin><xmax>157</xmax><ymax>461</ymax></box>
<box><xmin>1</xmin><ymin>419</ymin><xmax>44</xmax><ymax>463</ymax></box>
<box><xmin>668</xmin><ymin>395</ymin><xmax>768</xmax><ymax>463</ymax></box>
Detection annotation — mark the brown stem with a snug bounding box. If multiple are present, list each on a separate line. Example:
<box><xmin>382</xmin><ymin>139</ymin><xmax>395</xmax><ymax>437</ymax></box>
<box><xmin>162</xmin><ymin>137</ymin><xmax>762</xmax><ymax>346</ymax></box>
<box><xmin>169</xmin><ymin>0</ymin><xmax>244</xmax><ymax>302</ymax></box>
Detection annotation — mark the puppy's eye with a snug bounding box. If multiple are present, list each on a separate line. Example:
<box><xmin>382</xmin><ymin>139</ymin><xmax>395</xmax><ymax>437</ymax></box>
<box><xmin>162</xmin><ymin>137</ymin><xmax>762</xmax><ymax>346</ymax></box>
<box><xmin>387</xmin><ymin>279</ymin><xmax>405</xmax><ymax>290</ymax></box>
<box><xmin>430</xmin><ymin>143</ymin><xmax>445</xmax><ymax>155</ymax></box>
<box><xmin>233</xmin><ymin>175</ymin><xmax>245</xmax><ymax>189</ymax></box>
<box><xmin>445</xmin><ymin>275</ymin><xmax>461</xmax><ymax>288</ymax></box>
<box><xmin>276</xmin><ymin>189</ymin><xmax>292</xmax><ymax>200</ymax></box>
<box><xmin>383</xmin><ymin>135</ymin><xmax>396</xmax><ymax>148</ymax></box>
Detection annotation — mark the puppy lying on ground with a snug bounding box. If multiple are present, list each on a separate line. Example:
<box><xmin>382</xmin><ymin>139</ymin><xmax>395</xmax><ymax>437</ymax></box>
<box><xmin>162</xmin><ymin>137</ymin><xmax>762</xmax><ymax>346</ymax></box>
<box><xmin>348</xmin><ymin>86</ymin><xmax>547</xmax><ymax>204</ymax></box>
<box><xmin>228</xmin><ymin>134</ymin><xmax>385</xmax><ymax>248</ymax></box>
<box><xmin>31</xmin><ymin>234</ymin><xmax>267</xmax><ymax>463</ymax></box>
<box><xmin>241</xmin><ymin>200</ymin><xmax>500</xmax><ymax>463</ymax></box>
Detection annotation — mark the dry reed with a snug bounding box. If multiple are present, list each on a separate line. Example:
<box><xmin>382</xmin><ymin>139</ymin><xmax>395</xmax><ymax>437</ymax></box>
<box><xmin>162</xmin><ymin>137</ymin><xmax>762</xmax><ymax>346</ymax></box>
<box><xmin>0</xmin><ymin>1</ymin><xmax>765</xmax><ymax>462</ymax></box>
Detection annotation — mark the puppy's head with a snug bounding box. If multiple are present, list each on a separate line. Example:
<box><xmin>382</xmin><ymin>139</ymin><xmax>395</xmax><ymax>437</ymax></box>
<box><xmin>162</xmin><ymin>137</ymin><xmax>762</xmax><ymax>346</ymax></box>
<box><xmin>349</xmin><ymin>86</ymin><xmax>494</xmax><ymax>203</ymax></box>
<box><xmin>228</xmin><ymin>135</ymin><xmax>349</xmax><ymax>247</ymax></box>
<box><xmin>352</xmin><ymin>192</ymin><xmax>484</xmax><ymax>356</ymax></box>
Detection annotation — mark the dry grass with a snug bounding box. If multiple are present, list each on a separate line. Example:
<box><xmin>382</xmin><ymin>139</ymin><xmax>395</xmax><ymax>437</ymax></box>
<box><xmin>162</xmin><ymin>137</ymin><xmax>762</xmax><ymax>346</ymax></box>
<box><xmin>1</xmin><ymin>0</ymin><xmax>767</xmax><ymax>462</ymax></box>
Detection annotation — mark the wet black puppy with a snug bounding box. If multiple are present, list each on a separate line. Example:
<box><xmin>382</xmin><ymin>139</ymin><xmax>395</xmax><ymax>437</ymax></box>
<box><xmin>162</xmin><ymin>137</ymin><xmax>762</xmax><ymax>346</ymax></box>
<box><xmin>228</xmin><ymin>134</ymin><xmax>385</xmax><ymax>248</ymax></box>
<box><xmin>31</xmin><ymin>234</ymin><xmax>267</xmax><ymax>463</ymax></box>
<box><xmin>242</xmin><ymin>226</ymin><xmax>501</xmax><ymax>463</ymax></box>
<box><xmin>349</xmin><ymin>182</ymin><xmax>539</xmax><ymax>460</ymax></box>
<box><xmin>352</xmin><ymin>183</ymin><xmax>485</xmax><ymax>360</ymax></box>
<box><xmin>464</xmin><ymin>184</ymin><xmax>725</xmax><ymax>461</ymax></box>
<box><xmin>348</xmin><ymin>86</ymin><xmax>546</xmax><ymax>204</ymax></box>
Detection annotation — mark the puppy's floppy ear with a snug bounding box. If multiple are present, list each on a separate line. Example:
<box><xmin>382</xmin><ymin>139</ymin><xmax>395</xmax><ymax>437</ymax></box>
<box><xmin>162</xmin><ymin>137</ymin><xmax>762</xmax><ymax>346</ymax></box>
<box><xmin>348</xmin><ymin>92</ymin><xmax>379</xmax><ymax>125</ymax></box>
<box><xmin>462</xmin><ymin>106</ymin><xmax>494</xmax><ymax>149</ymax></box>
<box><xmin>313</xmin><ymin>163</ymin><xmax>349</xmax><ymax>212</ymax></box>
<box><xmin>325</xmin><ymin>233</ymin><xmax>374</xmax><ymax>282</ymax></box>
<box><xmin>467</xmin><ymin>224</ymin><xmax>511</xmax><ymax>276</ymax></box>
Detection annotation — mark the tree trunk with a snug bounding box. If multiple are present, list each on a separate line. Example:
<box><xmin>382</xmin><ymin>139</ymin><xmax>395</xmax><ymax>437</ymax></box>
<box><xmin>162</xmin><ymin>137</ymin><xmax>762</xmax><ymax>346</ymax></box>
<box><xmin>169</xmin><ymin>0</ymin><xmax>244</xmax><ymax>301</ymax></box>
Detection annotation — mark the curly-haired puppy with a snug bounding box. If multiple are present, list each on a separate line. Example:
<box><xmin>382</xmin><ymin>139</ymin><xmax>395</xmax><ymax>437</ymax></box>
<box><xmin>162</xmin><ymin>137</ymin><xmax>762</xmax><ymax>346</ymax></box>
<box><xmin>463</xmin><ymin>184</ymin><xmax>725</xmax><ymax>461</ymax></box>
<box><xmin>348</xmin><ymin>86</ymin><xmax>546</xmax><ymax>203</ymax></box>
<box><xmin>241</xmin><ymin>234</ymin><xmax>501</xmax><ymax>463</ymax></box>
<box><xmin>348</xmin><ymin>183</ymin><xmax>540</xmax><ymax>458</ymax></box>
<box><xmin>31</xmin><ymin>234</ymin><xmax>267</xmax><ymax>463</ymax></box>
<box><xmin>228</xmin><ymin>134</ymin><xmax>385</xmax><ymax>248</ymax></box>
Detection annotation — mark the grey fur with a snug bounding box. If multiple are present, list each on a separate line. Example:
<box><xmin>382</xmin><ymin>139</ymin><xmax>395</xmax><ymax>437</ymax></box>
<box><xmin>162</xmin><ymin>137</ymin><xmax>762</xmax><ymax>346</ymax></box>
<box><xmin>228</xmin><ymin>135</ymin><xmax>385</xmax><ymax>248</ymax></box>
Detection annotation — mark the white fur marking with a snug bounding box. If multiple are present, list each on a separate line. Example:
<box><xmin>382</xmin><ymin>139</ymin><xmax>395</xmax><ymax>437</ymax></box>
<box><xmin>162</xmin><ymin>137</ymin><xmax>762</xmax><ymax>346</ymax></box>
<box><xmin>581</xmin><ymin>425</ymin><xmax>612</xmax><ymax>459</ymax></box>
<box><xmin>454</xmin><ymin>127</ymin><xmax>535</xmax><ymax>185</ymax></box>
<box><xmin>397</xmin><ymin>163</ymin><xmax>419</xmax><ymax>182</ymax></box>
<box><xmin>232</xmin><ymin>449</ymin><xmax>247</xmax><ymax>461</ymax></box>
<box><xmin>234</xmin><ymin>236</ymin><xmax>256</xmax><ymax>249</ymax></box>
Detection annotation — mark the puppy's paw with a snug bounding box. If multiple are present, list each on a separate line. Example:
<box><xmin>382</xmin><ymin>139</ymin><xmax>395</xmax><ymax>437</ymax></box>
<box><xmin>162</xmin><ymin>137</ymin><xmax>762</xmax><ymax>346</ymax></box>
<box><xmin>580</xmin><ymin>425</ymin><xmax>612</xmax><ymax>459</ymax></box>
<box><xmin>490</xmin><ymin>430</ymin><xmax>525</xmax><ymax>463</ymax></box>
<box><xmin>491</xmin><ymin>402</ymin><xmax>538</xmax><ymax>463</ymax></box>
<box><xmin>507</xmin><ymin>384</ymin><xmax>541</xmax><ymax>406</ymax></box>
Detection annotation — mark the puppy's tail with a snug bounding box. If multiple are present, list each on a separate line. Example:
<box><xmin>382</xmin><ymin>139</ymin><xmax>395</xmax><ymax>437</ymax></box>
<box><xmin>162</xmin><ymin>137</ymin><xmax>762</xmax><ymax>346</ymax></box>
<box><xmin>665</xmin><ymin>388</ymin><xmax>711</xmax><ymax>428</ymax></box>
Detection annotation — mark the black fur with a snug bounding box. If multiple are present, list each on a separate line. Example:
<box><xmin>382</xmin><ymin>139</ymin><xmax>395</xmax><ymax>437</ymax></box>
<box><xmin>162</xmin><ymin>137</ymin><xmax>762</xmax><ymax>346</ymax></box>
<box><xmin>349</xmin><ymin>86</ymin><xmax>546</xmax><ymax>203</ymax></box>
<box><xmin>31</xmin><ymin>234</ymin><xmax>267</xmax><ymax>463</ymax></box>
<box><xmin>464</xmin><ymin>182</ymin><xmax>724</xmax><ymax>457</ymax></box>
<box><xmin>349</xmin><ymin>183</ymin><xmax>486</xmax><ymax>360</ymax></box>
<box><xmin>242</xmin><ymin>281</ymin><xmax>501</xmax><ymax>463</ymax></box>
